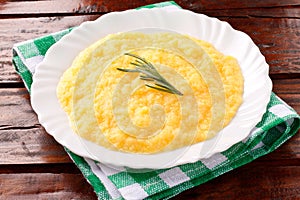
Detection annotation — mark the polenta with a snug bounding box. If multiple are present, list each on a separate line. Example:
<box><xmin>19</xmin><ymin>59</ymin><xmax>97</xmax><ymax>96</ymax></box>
<box><xmin>57</xmin><ymin>32</ymin><xmax>243</xmax><ymax>154</ymax></box>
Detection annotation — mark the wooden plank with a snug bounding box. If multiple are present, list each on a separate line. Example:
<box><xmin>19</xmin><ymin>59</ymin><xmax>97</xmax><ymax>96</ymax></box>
<box><xmin>0</xmin><ymin>127</ymin><xmax>71</xmax><ymax>164</ymax></box>
<box><xmin>2</xmin><ymin>82</ymin><xmax>298</xmax><ymax>128</ymax></box>
<box><xmin>183</xmin><ymin>0</ymin><xmax>300</xmax><ymax>10</ymax></box>
<box><xmin>0</xmin><ymin>15</ymin><xmax>99</xmax><ymax>83</ymax></box>
<box><xmin>258</xmin><ymin>134</ymin><xmax>300</xmax><ymax>165</ymax></box>
<box><xmin>223</xmin><ymin>17</ymin><xmax>300</xmax><ymax>77</ymax></box>
<box><xmin>0</xmin><ymin>173</ymin><xmax>97</xmax><ymax>199</ymax></box>
<box><xmin>272</xmin><ymin>79</ymin><xmax>300</xmax><ymax>94</ymax></box>
<box><xmin>277</xmin><ymin>93</ymin><xmax>300</xmax><ymax>114</ymax></box>
<box><xmin>1</xmin><ymin>165</ymin><xmax>299</xmax><ymax>199</ymax></box>
<box><xmin>0</xmin><ymin>163</ymin><xmax>79</xmax><ymax>174</ymax></box>
<box><xmin>0</xmin><ymin>126</ymin><xmax>297</xmax><ymax>165</ymax></box>
<box><xmin>0</xmin><ymin>0</ymin><xmax>299</xmax><ymax>15</ymax></box>
<box><xmin>0</xmin><ymin>1</ymin><xmax>298</xmax><ymax>199</ymax></box>
<box><xmin>174</xmin><ymin>165</ymin><xmax>300</xmax><ymax>199</ymax></box>
<box><xmin>202</xmin><ymin>7</ymin><xmax>300</xmax><ymax>18</ymax></box>
<box><xmin>0</xmin><ymin>88</ymin><xmax>70</xmax><ymax>164</ymax></box>
<box><xmin>0</xmin><ymin>83</ymin><xmax>299</xmax><ymax>164</ymax></box>
<box><xmin>1</xmin><ymin>16</ymin><xmax>299</xmax><ymax>83</ymax></box>
<box><xmin>0</xmin><ymin>88</ymin><xmax>35</xmax><ymax>127</ymax></box>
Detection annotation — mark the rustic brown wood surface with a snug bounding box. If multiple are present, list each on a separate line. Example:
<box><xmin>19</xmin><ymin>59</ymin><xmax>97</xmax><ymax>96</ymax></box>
<box><xmin>0</xmin><ymin>0</ymin><xmax>299</xmax><ymax>199</ymax></box>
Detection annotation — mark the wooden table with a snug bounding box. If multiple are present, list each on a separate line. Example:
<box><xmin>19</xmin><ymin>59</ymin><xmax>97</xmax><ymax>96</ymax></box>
<box><xmin>1</xmin><ymin>0</ymin><xmax>299</xmax><ymax>199</ymax></box>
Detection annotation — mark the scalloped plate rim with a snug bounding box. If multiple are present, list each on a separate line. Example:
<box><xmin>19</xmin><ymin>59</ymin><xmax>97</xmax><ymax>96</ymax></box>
<box><xmin>31</xmin><ymin>8</ymin><xmax>272</xmax><ymax>169</ymax></box>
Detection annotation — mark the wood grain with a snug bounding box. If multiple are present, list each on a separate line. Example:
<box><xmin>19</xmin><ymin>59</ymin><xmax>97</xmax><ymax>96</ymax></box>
<box><xmin>0</xmin><ymin>163</ymin><xmax>80</xmax><ymax>174</ymax></box>
<box><xmin>0</xmin><ymin>127</ymin><xmax>71</xmax><ymax>164</ymax></box>
<box><xmin>277</xmin><ymin>93</ymin><xmax>300</xmax><ymax>113</ymax></box>
<box><xmin>0</xmin><ymin>0</ymin><xmax>299</xmax><ymax>16</ymax></box>
<box><xmin>174</xmin><ymin>164</ymin><xmax>300</xmax><ymax>200</ymax></box>
<box><xmin>0</xmin><ymin>1</ymin><xmax>299</xmax><ymax>199</ymax></box>
<box><xmin>1</xmin><ymin>165</ymin><xmax>299</xmax><ymax>199</ymax></box>
<box><xmin>258</xmin><ymin>133</ymin><xmax>300</xmax><ymax>166</ymax></box>
<box><xmin>0</xmin><ymin>15</ymin><xmax>98</xmax><ymax>83</ymax></box>
<box><xmin>0</xmin><ymin>88</ymin><xmax>70</xmax><ymax>164</ymax></box>
<box><xmin>1</xmin><ymin>16</ymin><xmax>299</xmax><ymax>83</ymax></box>
<box><xmin>0</xmin><ymin>173</ymin><xmax>97</xmax><ymax>199</ymax></box>
<box><xmin>224</xmin><ymin>17</ymin><xmax>300</xmax><ymax>79</ymax></box>
<box><xmin>0</xmin><ymin>81</ymin><xmax>299</xmax><ymax>164</ymax></box>
<box><xmin>203</xmin><ymin>7</ymin><xmax>300</xmax><ymax>18</ymax></box>
<box><xmin>272</xmin><ymin>79</ymin><xmax>300</xmax><ymax>94</ymax></box>
<box><xmin>0</xmin><ymin>88</ymin><xmax>36</xmax><ymax>127</ymax></box>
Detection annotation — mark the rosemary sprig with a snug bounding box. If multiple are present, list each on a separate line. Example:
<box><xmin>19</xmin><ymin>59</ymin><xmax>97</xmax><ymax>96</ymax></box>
<box><xmin>117</xmin><ymin>53</ymin><xmax>183</xmax><ymax>96</ymax></box>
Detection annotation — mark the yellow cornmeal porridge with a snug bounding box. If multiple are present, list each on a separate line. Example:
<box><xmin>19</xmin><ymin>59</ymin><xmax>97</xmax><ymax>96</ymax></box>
<box><xmin>57</xmin><ymin>32</ymin><xmax>244</xmax><ymax>154</ymax></box>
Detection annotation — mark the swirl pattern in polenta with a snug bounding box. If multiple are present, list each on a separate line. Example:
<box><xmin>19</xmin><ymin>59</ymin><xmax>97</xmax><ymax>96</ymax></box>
<box><xmin>57</xmin><ymin>32</ymin><xmax>243</xmax><ymax>154</ymax></box>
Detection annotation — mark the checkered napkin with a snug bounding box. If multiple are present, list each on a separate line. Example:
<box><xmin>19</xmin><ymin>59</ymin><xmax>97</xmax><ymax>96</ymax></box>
<box><xmin>12</xmin><ymin>2</ymin><xmax>300</xmax><ymax>200</ymax></box>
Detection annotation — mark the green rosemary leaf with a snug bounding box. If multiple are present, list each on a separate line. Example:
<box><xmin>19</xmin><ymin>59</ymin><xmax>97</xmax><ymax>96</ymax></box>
<box><xmin>145</xmin><ymin>84</ymin><xmax>177</xmax><ymax>94</ymax></box>
<box><xmin>154</xmin><ymin>83</ymin><xmax>170</xmax><ymax>90</ymax></box>
<box><xmin>140</xmin><ymin>75</ymin><xmax>155</xmax><ymax>81</ymax></box>
<box><xmin>116</xmin><ymin>68</ymin><xmax>139</xmax><ymax>73</ymax></box>
<box><xmin>117</xmin><ymin>53</ymin><xmax>183</xmax><ymax>96</ymax></box>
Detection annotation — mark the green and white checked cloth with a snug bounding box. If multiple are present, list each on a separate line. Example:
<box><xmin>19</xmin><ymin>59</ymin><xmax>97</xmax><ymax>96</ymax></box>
<box><xmin>12</xmin><ymin>2</ymin><xmax>300</xmax><ymax>200</ymax></box>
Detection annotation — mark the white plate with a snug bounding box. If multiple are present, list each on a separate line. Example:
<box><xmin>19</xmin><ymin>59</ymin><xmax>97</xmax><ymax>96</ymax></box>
<box><xmin>31</xmin><ymin>8</ymin><xmax>272</xmax><ymax>169</ymax></box>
